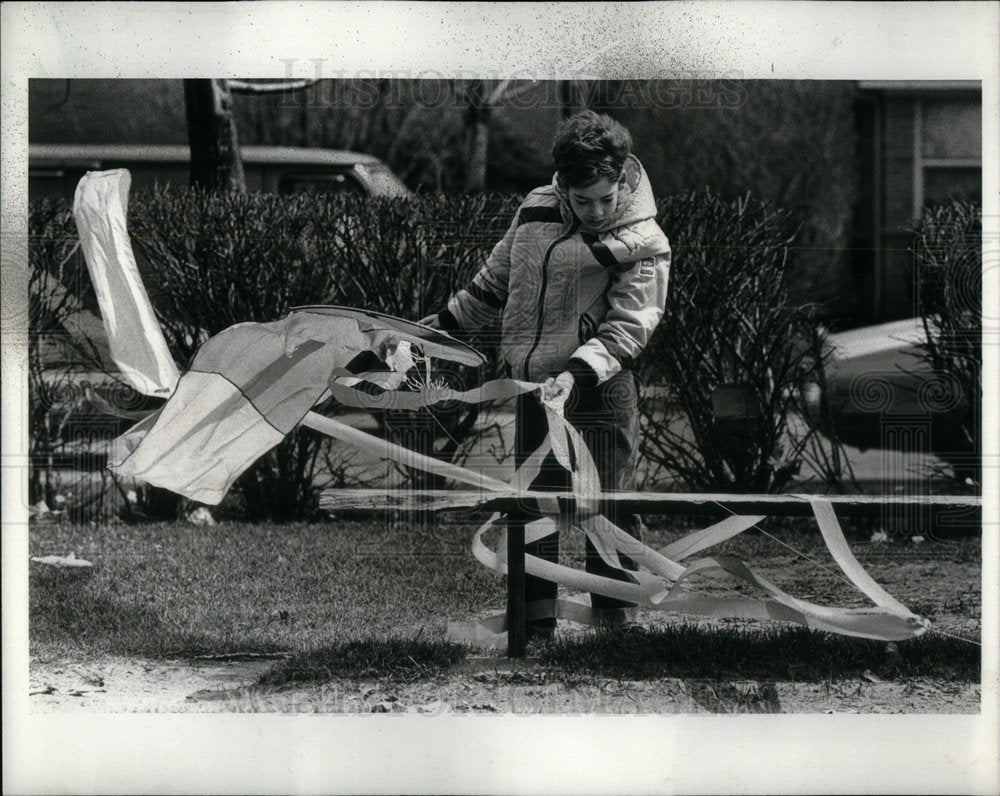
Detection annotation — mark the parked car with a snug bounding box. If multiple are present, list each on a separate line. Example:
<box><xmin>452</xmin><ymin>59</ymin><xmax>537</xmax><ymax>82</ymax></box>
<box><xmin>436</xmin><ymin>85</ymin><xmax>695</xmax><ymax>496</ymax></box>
<box><xmin>29</xmin><ymin>143</ymin><xmax>411</xmax><ymax>201</ymax></box>
<box><xmin>801</xmin><ymin>317</ymin><xmax>971</xmax><ymax>454</ymax></box>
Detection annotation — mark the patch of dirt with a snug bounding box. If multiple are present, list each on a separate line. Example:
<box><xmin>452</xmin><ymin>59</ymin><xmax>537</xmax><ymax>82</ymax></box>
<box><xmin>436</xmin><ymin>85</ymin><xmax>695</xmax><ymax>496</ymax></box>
<box><xmin>28</xmin><ymin>655</ymin><xmax>280</xmax><ymax>713</ymax></box>
<box><xmin>28</xmin><ymin>649</ymin><xmax>980</xmax><ymax>714</ymax></box>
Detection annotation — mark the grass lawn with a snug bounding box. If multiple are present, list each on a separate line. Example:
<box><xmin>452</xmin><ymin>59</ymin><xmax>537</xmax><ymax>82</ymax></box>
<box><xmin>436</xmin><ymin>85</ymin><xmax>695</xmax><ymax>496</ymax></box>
<box><xmin>29</xmin><ymin>510</ymin><xmax>981</xmax><ymax>698</ymax></box>
<box><xmin>30</xmin><ymin>513</ymin><xmax>503</xmax><ymax>659</ymax></box>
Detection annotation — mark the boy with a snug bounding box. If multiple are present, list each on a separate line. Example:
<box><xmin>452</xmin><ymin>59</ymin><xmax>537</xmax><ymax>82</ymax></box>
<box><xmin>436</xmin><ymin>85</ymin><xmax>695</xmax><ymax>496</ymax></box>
<box><xmin>421</xmin><ymin>110</ymin><xmax>670</xmax><ymax>639</ymax></box>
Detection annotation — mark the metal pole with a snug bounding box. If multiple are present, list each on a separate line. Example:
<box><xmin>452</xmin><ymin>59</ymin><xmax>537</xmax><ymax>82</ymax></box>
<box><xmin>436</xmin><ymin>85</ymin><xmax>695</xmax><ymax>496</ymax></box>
<box><xmin>506</xmin><ymin>521</ymin><xmax>526</xmax><ymax>657</ymax></box>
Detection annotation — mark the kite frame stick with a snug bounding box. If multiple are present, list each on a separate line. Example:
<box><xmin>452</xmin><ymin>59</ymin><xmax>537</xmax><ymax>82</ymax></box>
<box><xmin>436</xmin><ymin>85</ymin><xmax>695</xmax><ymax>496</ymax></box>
<box><xmin>320</xmin><ymin>488</ymin><xmax>982</xmax><ymax>518</ymax></box>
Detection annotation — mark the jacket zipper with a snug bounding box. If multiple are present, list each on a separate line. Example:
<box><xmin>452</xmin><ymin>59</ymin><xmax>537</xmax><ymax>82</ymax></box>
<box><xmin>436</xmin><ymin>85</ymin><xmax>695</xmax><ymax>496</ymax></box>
<box><xmin>522</xmin><ymin>225</ymin><xmax>577</xmax><ymax>380</ymax></box>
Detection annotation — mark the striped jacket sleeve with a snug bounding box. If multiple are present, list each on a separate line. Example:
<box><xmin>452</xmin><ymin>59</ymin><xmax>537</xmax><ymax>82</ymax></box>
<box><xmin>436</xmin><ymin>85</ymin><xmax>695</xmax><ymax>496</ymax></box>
<box><xmin>443</xmin><ymin>209</ymin><xmax>518</xmax><ymax>331</ymax></box>
<box><xmin>570</xmin><ymin>245</ymin><xmax>671</xmax><ymax>384</ymax></box>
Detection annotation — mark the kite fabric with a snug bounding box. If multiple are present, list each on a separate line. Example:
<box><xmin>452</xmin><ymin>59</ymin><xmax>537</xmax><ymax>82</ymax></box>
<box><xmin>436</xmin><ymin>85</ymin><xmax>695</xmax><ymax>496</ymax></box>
<box><xmin>108</xmin><ymin>308</ymin><xmax>491</xmax><ymax>504</ymax></box>
<box><xmin>73</xmin><ymin>169</ymin><xmax>179</xmax><ymax>397</ymax></box>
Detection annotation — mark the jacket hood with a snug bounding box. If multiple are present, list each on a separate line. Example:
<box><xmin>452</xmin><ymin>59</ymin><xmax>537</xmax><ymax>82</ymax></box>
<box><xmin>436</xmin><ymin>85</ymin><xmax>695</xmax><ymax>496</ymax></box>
<box><xmin>552</xmin><ymin>154</ymin><xmax>658</xmax><ymax>234</ymax></box>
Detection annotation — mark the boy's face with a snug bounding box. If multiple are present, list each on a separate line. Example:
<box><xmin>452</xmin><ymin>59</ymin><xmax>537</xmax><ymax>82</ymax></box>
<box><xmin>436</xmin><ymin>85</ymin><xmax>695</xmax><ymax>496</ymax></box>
<box><xmin>567</xmin><ymin>174</ymin><xmax>625</xmax><ymax>230</ymax></box>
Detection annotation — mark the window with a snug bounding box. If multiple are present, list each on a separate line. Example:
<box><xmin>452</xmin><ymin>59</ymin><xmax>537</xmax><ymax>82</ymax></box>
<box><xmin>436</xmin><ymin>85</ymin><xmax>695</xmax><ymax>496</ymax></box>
<box><xmin>914</xmin><ymin>97</ymin><xmax>981</xmax><ymax>217</ymax></box>
<box><xmin>855</xmin><ymin>82</ymin><xmax>981</xmax><ymax>322</ymax></box>
<box><xmin>277</xmin><ymin>172</ymin><xmax>364</xmax><ymax>197</ymax></box>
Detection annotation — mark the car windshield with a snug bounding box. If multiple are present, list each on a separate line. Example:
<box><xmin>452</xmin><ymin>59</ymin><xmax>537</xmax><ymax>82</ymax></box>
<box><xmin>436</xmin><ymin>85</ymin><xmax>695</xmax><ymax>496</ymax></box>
<box><xmin>277</xmin><ymin>173</ymin><xmax>365</xmax><ymax>196</ymax></box>
<box><xmin>354</xmin><ymin>162</ymin><xmax>410</xmax><ymax>198</ymax></box>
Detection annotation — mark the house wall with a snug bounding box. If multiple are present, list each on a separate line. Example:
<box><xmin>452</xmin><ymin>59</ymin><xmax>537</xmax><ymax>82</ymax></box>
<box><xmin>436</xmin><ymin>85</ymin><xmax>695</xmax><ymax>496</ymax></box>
<box><xmin>860</xmin><ymin>83</ymin><xmax>982</xmax><ymax>322</ymax></box>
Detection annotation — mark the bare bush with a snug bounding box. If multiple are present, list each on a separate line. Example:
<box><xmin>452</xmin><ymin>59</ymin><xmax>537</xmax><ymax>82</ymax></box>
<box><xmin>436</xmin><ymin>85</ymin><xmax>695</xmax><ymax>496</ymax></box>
<box><xmin>28</xmin><ymin>201</ymin><xmax>117</xmax><ymax>512</ymax></box>
<box><xmin>324</xmin><ymin>192</ymin><xmax>519</xmax><ymax>487</ymax></box>
<box><xmin>128</xmin><ymin>188</ymin><xmax>519</xmax><ymax>511</ymax></box>
<box><xmin>641</xmin><ymin>191</ymin><xmax>852</xmax><ymax>492</ymax></box>
<box><xmin>913</xmin><ymin>200</ymin><xmax>982</xmax><ymax>486</ymax></box>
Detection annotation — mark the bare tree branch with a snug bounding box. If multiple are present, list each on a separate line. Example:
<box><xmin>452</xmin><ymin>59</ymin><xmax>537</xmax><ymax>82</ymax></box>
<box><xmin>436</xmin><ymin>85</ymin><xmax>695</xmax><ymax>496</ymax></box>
<box><xmin>489</xmin><ymin>79</ymin><xmax>538</xmax><ymax>106</ymax></box>
<box><xmin>42</xmin><ymin>79</ymin><xmax>73</xmax><ymax>115</ymax></box>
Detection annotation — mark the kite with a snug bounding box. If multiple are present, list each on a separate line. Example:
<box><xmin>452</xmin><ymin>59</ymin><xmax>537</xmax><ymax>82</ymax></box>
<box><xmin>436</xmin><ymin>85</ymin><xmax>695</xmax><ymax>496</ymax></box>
<box><xmin>70</xmin><ymin>168</ymin><xmax>961</xmax><ymax>645</ymax></box>
<box><xmin>107</xmin><ymin>305</ymin><xmax>508</xmax><ymax>504</ymax></box>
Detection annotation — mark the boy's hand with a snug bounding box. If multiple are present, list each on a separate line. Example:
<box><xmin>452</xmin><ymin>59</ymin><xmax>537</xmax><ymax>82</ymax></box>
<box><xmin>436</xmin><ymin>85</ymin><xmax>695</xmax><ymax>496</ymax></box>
<box><xmin>540</xmin><ymin>371</ymin><xmax>574</xmax><ymax>405</ymax></box>
<box><xmin>418</xmin><ymin>314</ymin><xmax>442</xmax><ymax>329</ymax></box>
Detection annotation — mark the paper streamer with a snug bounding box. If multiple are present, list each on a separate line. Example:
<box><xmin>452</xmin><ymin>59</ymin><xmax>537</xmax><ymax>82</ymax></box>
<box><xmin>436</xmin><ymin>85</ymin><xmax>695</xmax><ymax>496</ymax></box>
<box><xmin>316</xmin><ymin>373</ymin><xmax>930</xmax><ymax>642</ymax></box>
<box><xmin>467</xmin><ymin>512</ymin><xmax>927</xmax><ymax>641</ymax></box>
<box><xmin>73</xmin><ymin>170</ymin><xmax>180</xmax><ymax>397</ymax></box>
<box><xmin>302</xmin><ymin>411</ymin><xmax>512</xmax><ymax>493</ymax></box>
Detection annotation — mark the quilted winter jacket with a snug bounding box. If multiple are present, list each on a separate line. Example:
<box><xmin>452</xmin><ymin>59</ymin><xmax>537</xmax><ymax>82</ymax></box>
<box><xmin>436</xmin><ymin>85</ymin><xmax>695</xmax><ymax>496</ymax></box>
<box><xmin>443</xmin><ymin>155</ymin><xmax>670</xmax><ymax>384</ymax></box>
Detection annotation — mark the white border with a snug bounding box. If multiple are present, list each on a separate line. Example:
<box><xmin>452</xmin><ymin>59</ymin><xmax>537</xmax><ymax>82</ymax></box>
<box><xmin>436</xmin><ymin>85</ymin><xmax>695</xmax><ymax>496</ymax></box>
<box><xmin>3</xmin><ymin>2</ymin><xmax>998</xmax><ymax>794</ymax></box>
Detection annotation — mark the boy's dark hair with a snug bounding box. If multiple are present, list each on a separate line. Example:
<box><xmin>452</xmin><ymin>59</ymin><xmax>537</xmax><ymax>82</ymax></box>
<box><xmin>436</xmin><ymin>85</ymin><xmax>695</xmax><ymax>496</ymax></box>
<box><xmin>552</xmin><ymin>110</ymin><xmax>633</xmax><ymax>189</ymax></box>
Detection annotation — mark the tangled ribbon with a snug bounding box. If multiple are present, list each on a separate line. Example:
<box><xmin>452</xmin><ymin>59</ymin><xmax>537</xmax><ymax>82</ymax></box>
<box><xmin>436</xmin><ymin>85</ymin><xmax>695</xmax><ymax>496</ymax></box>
<box><xmin>320</xmin><ymin>373</ymin><xmax>930</xmax><ymax>643</ymax></box>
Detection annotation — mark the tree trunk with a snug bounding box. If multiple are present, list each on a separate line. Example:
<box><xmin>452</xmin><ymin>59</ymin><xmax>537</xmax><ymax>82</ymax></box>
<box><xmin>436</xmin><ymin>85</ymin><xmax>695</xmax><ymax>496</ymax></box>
<box><xmin>184</xmin><ymin>78</ymin><xmax>246</xmax><ymax>192</ymax></box>
<box><xmin>465</xmin><ymin>119</ymin><xmax>489</xmax><ymax>192</ymax></box>
<box><xmin>463</xmin><ymin>80</ymin><xmax>490</xmax><ymax>192</ymax></box>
